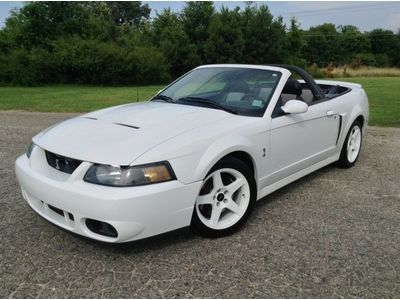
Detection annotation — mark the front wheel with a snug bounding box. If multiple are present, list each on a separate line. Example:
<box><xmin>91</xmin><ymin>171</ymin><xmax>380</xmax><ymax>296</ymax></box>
<box><xmin>191</xmin><ymin>157</ymin><xmax>256</xmax><ymax>238</ymax></box>
<box><xmin>336</xmin><ymin>120</ymin><xmax>363</xmax><ymax>168</ymax></box>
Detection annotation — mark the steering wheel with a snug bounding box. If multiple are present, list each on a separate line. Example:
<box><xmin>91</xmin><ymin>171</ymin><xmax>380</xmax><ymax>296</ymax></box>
<box><xmin>240</xmin><ymin>94</ymin><xmax>256</xmax><ymax>102</ymax></box>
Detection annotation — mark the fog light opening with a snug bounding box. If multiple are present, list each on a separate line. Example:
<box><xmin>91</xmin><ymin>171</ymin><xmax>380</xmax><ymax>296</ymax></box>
<box><xmin>85</xmin><ymin>219</ymin><xmax>118</xmax><ymax>238</ymax></box>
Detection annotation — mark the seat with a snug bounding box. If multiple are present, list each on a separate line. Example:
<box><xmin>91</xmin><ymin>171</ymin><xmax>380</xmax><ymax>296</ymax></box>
<box><xmin>281</xmin><ymin>79</ymin><xmax>304</xmax><ymax>105</ymax></box>
<box><xmin>223</xmin><ymin>80</ymin><xmax>250</xmax><ymax>103</ymax></box>
<box><xmin>273</xmin><ymin>79</ymin><xmax>307</xmax><ymax>117</ymax></box>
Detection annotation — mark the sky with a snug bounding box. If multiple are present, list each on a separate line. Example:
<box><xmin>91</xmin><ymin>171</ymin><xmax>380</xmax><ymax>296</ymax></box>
<box><xmin>0</xmin><ymin>1</ymin><xmax>399</xmax><ymax>32</ymax></box>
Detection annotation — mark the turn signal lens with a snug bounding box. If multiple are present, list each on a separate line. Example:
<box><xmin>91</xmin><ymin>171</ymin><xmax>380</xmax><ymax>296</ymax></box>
<box><xmin>141</xmin><ymin>165</ymin><xmax>173</xmax><ymax>182</ymax></box>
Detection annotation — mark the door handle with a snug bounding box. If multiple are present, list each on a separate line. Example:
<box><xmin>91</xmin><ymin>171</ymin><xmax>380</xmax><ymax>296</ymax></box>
<box><xmin>326</xmin><ymin>110</ymin><xmax>335</xmax><ymax>116</ymax></box>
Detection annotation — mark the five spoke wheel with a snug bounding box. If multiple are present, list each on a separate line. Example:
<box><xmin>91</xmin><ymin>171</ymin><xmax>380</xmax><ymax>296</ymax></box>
<box><xmin>347</xmin><ymin>125</ymin><xmax>361</xmax><ymax>163</ymax></box>
<box><xmin>191</xmin><ymin>157</ymin><xmax>256</xmax><ymax>237</ymax></box>
<box><xmin>337</xmin><ymin>120</ymin><xmax>363</xmax><ymax>168</ymax></box>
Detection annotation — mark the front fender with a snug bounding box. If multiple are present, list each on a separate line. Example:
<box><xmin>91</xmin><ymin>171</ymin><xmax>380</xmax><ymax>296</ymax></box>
<box><xmin>194</xmin><ymin>135</ymin><xmax>259</xmax><ymax>182</ymax></box>
<box><xmin>132</xmin><ymin>117</ymin><xmax>267</xmax><ymax>185</ymax></box>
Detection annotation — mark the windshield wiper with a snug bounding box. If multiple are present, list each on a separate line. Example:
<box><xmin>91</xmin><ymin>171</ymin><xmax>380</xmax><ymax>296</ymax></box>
<box><xmin>178</xmin><ymin>97</ymin><xmax>237</xmax><ymax>115</ymax></box>
<box><xmin>152</xmin><ymin>94</ymin><xmax>175</xmax><ymax>103</ymax></box>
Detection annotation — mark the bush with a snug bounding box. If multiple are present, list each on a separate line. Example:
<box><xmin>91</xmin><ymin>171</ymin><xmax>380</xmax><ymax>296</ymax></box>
<box><xmin>126</xmin><ymin>46</ymin><xmax>170</xmax><ymax>84</ymax></box>
<box><xmin>350</xmin><ymin>53</ymin><xmax>377</xmax><ymax>68</ymax></box>
<box><xmin>0</xmin><ymin>47</ymin><xmax>54</xmax><ymax>85</ymax></box>
<box><xmin>374</xmin><ymin>54</ymin><xmax>390</xmax><ymax>67</ymax></box>
<box><xmin>306</xmin><ymin>63</ymin><xmax>325</xmax><ymax>78</ymax></box>
<box><xmin>50</xmin><ymin>37</ymin><xmax>169</xmax><ymax>85</ymax></box>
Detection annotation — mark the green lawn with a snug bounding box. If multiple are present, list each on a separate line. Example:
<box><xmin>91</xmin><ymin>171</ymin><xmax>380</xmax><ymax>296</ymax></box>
<box><xmin>0</xmin><ymin>77</ymin><xmax>398</xmax><ymax>127</ymax></box>
<box><xmin>0</xmin><ymin>85</ymin><xmax>165</xmax><ymax>113</ymax></box>
<box><xmin>335</xmin><ymin>77</ymin><xmax>400</xmax><ymax>127</ymax></box>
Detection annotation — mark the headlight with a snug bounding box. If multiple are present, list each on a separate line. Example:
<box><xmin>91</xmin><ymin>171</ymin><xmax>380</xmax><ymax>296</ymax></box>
<box><xmin>26</xmin><ymin>141</ymin><xmax>36</xmax><ymax>158</ymax></box>
<box><xmin>83</xmin><ymin>162</ymin><xmax>176</xmax><ymax>187</ymax></box>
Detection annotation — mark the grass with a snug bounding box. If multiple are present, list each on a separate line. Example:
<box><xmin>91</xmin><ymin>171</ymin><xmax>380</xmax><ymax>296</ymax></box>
<box><xmin>0</xmin><ymin>85</ymin><xmax>165</xmax><ymax>113</ymax></box>
<box><xmin>0</xmin><ymin>77</ymin><xmax>399</xmax><ymax>127</ymax></box>
<box><xmin>335</xmin><ymin>77</ymin><xmax>400</xmax><ymax>127</ymax></box>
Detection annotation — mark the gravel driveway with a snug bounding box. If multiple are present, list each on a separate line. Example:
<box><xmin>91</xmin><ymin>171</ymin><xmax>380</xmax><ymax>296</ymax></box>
<box><xmin>1</xmin><ymin>111</ymin><xmax>399</xmax><ymax>298</ymax></box>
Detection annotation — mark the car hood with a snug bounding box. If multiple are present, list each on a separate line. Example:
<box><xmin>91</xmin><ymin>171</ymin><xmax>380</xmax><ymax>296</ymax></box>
<box><xmin>33</xmin><ymin>101</ymin><xmax>235</xmax><ymax>165</ymax></box>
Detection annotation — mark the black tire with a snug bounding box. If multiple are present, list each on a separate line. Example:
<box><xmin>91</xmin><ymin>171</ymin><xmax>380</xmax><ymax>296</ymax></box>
<box><xmin>336</xmin><ymin>120</ymin><xmax>363</xmax><ymax>168</ymax></box>
<box><xmin>190</xmin><ymin>157</ymin><xmax>257</xmax><ymax>238</ymax></box>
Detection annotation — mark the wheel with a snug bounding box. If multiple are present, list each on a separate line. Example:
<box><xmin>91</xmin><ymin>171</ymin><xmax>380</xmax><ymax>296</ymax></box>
<box><xmin>191</xmin><ymin>157</ymin><xmax>256</xmax><ymax>237</ymax></box>
<box><xmin>336</xmin><ymin>120</ymin><xmax>362</xmax><ymax>168</ymax></box>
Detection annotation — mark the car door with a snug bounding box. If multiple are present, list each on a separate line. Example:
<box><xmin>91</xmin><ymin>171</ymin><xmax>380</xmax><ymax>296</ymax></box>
<box><xmin>264</xmin><ymin>92</ymin><xmax>340</xmax><ymax>186</ymax></box>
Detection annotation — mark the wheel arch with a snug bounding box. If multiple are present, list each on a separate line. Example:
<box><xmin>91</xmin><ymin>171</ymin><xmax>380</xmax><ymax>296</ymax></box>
<box><xmin>342</xmin><ymin>103</ymin><xmax>366</xmax><ymax>139</ymax></box>
<box><xmin>354</xmin><ymin>115</ymin><xmax>365</xmax><ymax>128</ymax></box>
<box><xmin>194</xmin><ymin>135</ymin><xmax>259</xmax><ymax>186</ymax></box>
<box><xmin>218</xmin><ymin>151</ymin><xmax>256</xmax><ymax>177</ymax></box>
<box><xmin>337</xmin><ymin>107</ymin><xmax>366</xmax><ymax>154</ymax></box>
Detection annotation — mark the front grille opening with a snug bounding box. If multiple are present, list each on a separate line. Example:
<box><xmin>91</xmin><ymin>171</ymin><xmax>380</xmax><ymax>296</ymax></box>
<box><xmin>45</xmin><ymin>151</ymin><xmax>82</xmax><ymax>174</ymax></box>
<box><xmin>85</xmin><ymin>219</ymin><xmax>118</xmax><ymax>238</ymax></box>
<box><xmin>48</xmin><ymin>204</ymin><xmax>64</xmax><ymax>217</ymax></box>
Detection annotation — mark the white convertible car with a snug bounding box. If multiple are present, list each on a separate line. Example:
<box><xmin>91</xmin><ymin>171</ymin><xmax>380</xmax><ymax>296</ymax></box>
<box><xmin>15</xmin><ymin>64</ymin><xmax>369</xmax><ymax>243</ymax></box>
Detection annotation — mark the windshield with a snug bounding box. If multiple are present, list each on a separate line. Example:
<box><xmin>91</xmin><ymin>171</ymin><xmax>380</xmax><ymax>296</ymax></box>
<box><xmin>154</xmin><ymin>67</ymin><xmax>282</xmax><ymax>117</ymax></box>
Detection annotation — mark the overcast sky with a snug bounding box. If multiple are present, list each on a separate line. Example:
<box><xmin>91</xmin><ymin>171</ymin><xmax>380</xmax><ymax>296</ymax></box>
<box><xmin>0</xmin><ymin>1</ymin><xmax>399</xmax><ymax>32</ymax></box>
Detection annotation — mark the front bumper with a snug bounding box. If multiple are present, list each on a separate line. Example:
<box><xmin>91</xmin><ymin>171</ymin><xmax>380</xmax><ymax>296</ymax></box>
<box><xmin>15</xmin><ymin>153</ymin><xmax>202</xmax><ymax>243</ymax></box>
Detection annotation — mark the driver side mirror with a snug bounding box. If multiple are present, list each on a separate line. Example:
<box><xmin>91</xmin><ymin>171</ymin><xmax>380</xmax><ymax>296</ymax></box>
<box><xmin>281</xmin><ymin>100</ymin><xmax>308</xmax><ymax>114</ymax></box>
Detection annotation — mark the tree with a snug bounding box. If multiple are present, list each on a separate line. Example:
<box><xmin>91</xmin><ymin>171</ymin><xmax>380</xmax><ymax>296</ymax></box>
<box><xmin>368</xmin><ymin>29</ymin><xmax>400</xmax><ymax>66</ymax></box>
<box><xmin>181</xmin><ymin>1</ymin><xmax>215</xmax><ymax>63</ymax></box>
<box><xmin>338</xmin><ymin>25</ymin><xmax>371</xmax><ymax>65</ymax></box>
<box><xmin>152</xmin><ymin>9</ymin><xmax>200</xmax><ymax>77</ymax></box>
<box><xmin>204</xmin><ymin>7</ymin><xmax>244</xmax><ymax>63</ymax></box>
<box><xmin>241</xmin><ymin>3</ymin><xmax>288</xmax><ymax>64</ymax></box>
<box><xmin>2</xmin><ymin>2</ymin><xmax>90</xmax><ymax>49</ymax></box>
<box><xmin>304</xmin><ymin>23</ymin><xmax>340</xmax><ymax>66</ymax></box>
<box><xmin>287</xmin><ymin>18</ymin><xmax>306</xmax><ymax>67</ymax></box>
<box><xmin>104</xmin><ymin>1</ymin><xmax>150</xmax><ymax>26</ymax></box>
<box><xmin>0</xmin><ymin>0</ymin><xmax>399</xmax><ymax>85</ymax></box>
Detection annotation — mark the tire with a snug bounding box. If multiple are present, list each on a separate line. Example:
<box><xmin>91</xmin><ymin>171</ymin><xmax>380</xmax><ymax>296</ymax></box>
<box><xmin>336</xmin><ymin>120</ymin><xmax>363</xmax><ymax>168</ymax></box>
<box><xmin>191</xmin><ymin>157</ymin><xmax>256</xmax><ymax>238</ymax></box>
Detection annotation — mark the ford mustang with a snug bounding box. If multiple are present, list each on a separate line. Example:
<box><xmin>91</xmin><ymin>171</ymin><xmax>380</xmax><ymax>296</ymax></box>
<box><xmin>15</xmin><ymin>64</ymin><xmax>369</xmax><ymax>243</ymax></box>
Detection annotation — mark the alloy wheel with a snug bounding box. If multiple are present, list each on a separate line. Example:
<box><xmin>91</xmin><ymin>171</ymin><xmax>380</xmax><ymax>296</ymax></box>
<box><xmin>195</xmin><ymin>168</ymin><xmax>251</xmax><ymax>230</ymax></box>
<box><xmin>347</xmin><ymin>125</ymin><xmax>361</xmax><ymax>163</ymax></box>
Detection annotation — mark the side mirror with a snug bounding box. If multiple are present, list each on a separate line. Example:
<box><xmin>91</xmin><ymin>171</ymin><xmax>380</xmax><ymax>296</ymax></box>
<box><xmin>281</xmin><ymin>100</ymin><xmax>308</xmax><ymax>114</ymax></box>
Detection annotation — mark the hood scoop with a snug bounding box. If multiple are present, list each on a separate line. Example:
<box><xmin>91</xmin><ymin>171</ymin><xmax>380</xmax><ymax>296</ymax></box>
<box><xmin>114</xmin><ymin>123</ymin><xmax>140</xmax><ymax>129</ymax></box>
<box><xmin>82</xmin><ymin>116</ymin><xmax>140</xmax><ymax>129</ymax></box>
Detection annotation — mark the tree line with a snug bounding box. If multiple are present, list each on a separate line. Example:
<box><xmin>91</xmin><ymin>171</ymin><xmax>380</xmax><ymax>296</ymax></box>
<box><xmin>0</xmin><ymin>1</ymin><xmax>399</xmax><ymax>85</ymax></box>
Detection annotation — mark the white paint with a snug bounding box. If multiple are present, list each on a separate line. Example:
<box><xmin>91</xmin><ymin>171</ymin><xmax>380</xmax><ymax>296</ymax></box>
<box><xmin>15</xmin><ymin>64</ymin><xmax>369</xmax><ymax>242</ymax></box>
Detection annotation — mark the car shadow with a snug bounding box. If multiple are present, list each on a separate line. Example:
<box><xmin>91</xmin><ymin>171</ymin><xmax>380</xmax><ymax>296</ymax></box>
<box><xmin>74</xmin><ymin>225</ymin><xmax>197</xmax><ymax>254</ymax></box>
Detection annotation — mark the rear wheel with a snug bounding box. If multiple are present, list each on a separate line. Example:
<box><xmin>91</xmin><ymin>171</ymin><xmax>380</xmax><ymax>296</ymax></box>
<box><xmin>191</xmin><ymin>157</ymin><xmax>256</xmax><ymax>237</ymax></box>
<box><xmin>336</xmin><ymin>120</ymin><xmax>362</xmax><ymax>168</ymax></box>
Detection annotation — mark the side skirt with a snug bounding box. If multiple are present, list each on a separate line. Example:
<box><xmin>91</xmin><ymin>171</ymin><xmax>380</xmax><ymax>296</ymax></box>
<box><xmin>256</xmin><ymin>154</ymin><xmax>339</xmax><ymax>200</ymax></box>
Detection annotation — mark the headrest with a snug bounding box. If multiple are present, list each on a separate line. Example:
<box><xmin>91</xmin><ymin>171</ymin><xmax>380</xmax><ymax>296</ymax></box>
<box><xmin>282</xmin><ymin>79</ymin><xmax>302</xmax><ymax>96</ymax></box>
<box><xmin>225</xmin><ymin>80</ymin><xmax>249</xmax><ymax>93</ymax></box>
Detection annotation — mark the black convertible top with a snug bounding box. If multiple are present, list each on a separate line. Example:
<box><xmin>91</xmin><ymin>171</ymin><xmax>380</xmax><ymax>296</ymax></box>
<box><xmin>267</xmin><ymin>64</ymin><xmax>325</xmax><ymax>101</ymax></box>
